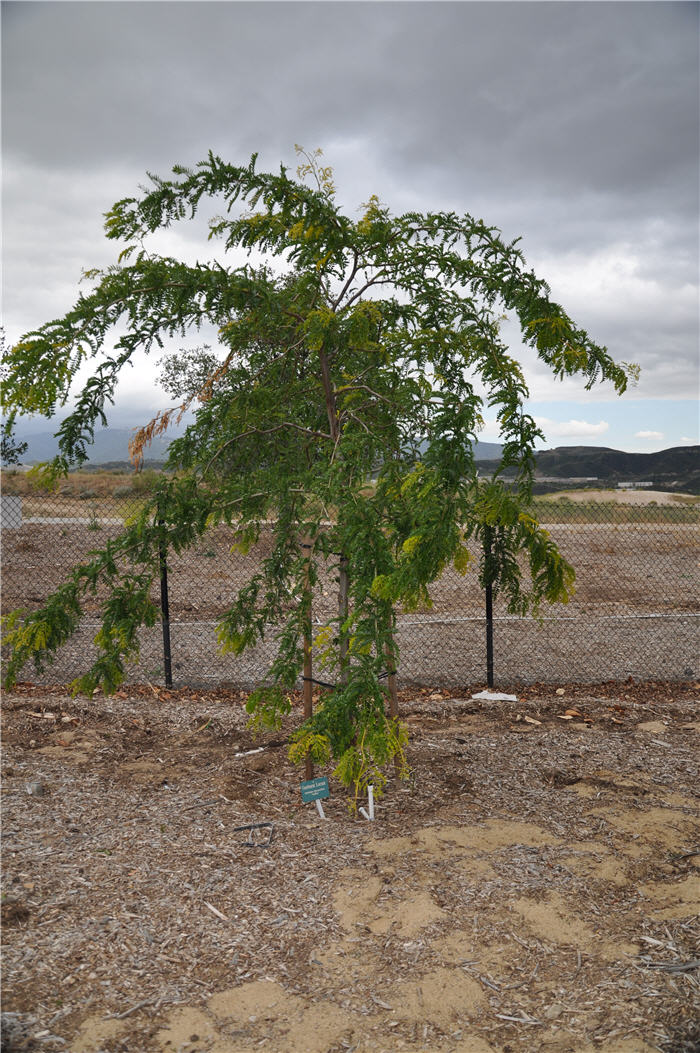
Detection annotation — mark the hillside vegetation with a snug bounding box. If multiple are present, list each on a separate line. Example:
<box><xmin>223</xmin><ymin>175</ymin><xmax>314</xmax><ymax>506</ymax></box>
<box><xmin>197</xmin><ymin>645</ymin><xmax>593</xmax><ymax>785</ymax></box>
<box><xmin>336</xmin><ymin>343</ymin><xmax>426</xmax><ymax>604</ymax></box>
<box><xmin>476</xmin><ymin>445</ymin><xmax>699</xmax><ymax>495</ymax></box>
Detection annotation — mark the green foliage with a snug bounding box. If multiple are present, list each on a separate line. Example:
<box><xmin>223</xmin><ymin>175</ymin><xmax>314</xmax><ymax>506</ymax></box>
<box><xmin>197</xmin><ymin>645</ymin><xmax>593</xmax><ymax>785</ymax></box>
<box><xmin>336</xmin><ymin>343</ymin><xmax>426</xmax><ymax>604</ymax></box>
<box><xmin>245</xmin><ymin>685</ymin><xmax>293</xmax><ymax>732</ymax></box>
<box><xmin>288</xmin><ymin>728</ymin><xmax>332</xmax><ymax>767</ymax></box>
<box><xmin>0</xmin><ymin>428</ymin><xmax>28</xmax><ymax>466</ymax></box>
<box><xmin>131</xmin><ymin>469</ymin><xmax>161</xmax><ymax>494</ymax></box>
<box><xmin>1</xmin><ymin>147</ymin><xmax>631</xmax><ymax>795</ymax></box>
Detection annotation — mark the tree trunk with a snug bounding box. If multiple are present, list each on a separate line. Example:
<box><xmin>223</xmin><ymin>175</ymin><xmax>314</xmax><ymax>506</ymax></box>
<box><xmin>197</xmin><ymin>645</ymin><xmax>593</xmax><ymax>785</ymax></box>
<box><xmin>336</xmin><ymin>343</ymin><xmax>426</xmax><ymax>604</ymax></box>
<box><xmin>316</xmin><ymin>344</ymin><xmax>351</xmax><ymax>688</ymax></box>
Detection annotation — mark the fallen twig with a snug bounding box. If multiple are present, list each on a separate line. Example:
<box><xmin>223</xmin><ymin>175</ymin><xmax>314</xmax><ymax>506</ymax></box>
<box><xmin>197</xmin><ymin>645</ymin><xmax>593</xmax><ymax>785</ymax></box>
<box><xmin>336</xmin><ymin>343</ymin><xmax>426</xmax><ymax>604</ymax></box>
<box><xmin>642</xmin><ymin>959</ymin><xmax>700</xmax><ymax>973</ymax></box>
<box><xmin>107</xmin><ymin>998</ymin><xmax>154</xmax><ymax>1020</ymax></box>
<box><xmin>182</xmin><ymin>799</ymin><xmax>219</xmax><ymax>811</ymax></box>
<box><xmin>495</xmin><ymin>1012</ymin><xmax>542</xmax><ymax>1025</ymax></box>
<box><xmin>203</xmin><ymin>901</ymin><xmax>229</xmax><ymax>921</ymax></box>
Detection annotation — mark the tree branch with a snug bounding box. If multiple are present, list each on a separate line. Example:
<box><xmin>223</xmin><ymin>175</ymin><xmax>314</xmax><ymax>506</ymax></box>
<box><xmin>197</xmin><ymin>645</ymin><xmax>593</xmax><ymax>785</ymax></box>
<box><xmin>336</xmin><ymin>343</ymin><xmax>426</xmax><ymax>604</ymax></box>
<box><xmin>204</xmin><ymin>422</ymin><xmax>331</xmax><ymax>476</ymax></box>
<box><xmin>330</xmin><ymin>249</ymin><xmax>360</xmax><ymax>311</ymax></box>
<box><xmin>340</xmin><ymin>272</ymin><xmax>391</xmax><ymax>312</ymax></box>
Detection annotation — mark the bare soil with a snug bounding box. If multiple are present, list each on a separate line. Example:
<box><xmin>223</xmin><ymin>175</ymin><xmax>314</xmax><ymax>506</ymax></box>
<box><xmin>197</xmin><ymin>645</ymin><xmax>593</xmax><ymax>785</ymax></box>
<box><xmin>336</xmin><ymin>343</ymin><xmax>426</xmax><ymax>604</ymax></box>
<box><xmin>2</xmin><ymin>680</ymin><xmax>699</xmax><ymax>1053</ymax></box>
<box><xmin>2</xmin><ymin>516</ymin><xmax>698</xmax><ymax>688</ymax></box>
<box><xmin>2</xmin><ymin>519</ymin><xmax>698</xmax><ymax>622</ymax></box>
<box><xmin>540</xmin><ymin>492</ymin><xmax>699</xmax><ymax>507</ymax></box>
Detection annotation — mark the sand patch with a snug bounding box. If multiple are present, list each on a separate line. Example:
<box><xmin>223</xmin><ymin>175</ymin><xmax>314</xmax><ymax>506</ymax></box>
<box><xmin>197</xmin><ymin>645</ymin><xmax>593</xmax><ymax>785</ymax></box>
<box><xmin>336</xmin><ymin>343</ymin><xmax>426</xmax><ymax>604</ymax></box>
<box><xmin>208</xmin><ymin>979</ymin><xmax>296</xmax><ymax>1020</ymax></box>
<box><xmin>635</xmin><ymin>720</ymin><xmax>670</xmax><ymax>736</ymax></box>
<box><xmin>333</xmin><ymin>873</ymin><xmax>386</xmax><ymax>931</ymax></box>
<box><xmin>369</xmin><ymin>821</ymin><xmax>560</xmax><ymax>860</ymax></box>
<box><xmin>269</xmin><ymin>1003</ymin><xmax>357</xmax><ymax>1053</ymax></box>
<box><xmin>204</xmin><ymin>981</ymin><xmax>358</xmax><ymax>1052</ymax></box>
<box><xmin>368</xmin><ymin>834</ymin><xmax>415</xmax><ymax>858</ymax></box>
<box><xmin>542</xmin><ymin>488</ymin><xmax>694</xmax><ymax>506</ymax></box>
<box><xmin>334</xmin><ymin>870</ymin><xmax>447</xmax><ymax>936</ymax></box>
<box><xmin>70</xmin><ymin>1015</ymin><xmax>130</xmax><ymax>1053</ymax></box>
<box><xmin>437</xmin><ymin>820</ymin><xmax>562</xmax><ymax>852</ymax></box>
<box><xmin>566</xmin><ymin>840</ymin><xmax>612</xmax><ymax>853</ymax></box>
<box><xmin>368</xmin><ymin>828</ymin><xmax>497</xmax><ymax>880</ymax></box>
<box><xmin>156</xmin><ymin>1007</ymin><xmax>221</xmax><ymax>1051</ymax></box>
<box><xmin>394</xmin><ymin>891</ymin><xmax>447</xmax><ymax>936</ymax></box>
<box><xmin>511</xmin><ymin>892</ymin><xmax>638</xmax><ymax>960</ymax></box>
<box><xmin>590</xmin><ymin>856</ymin><xmax>630</xmax><ymax>885</ymax></box>
<box><xmin>570</xmin><ymin>770</ymin><xmax>656</xmax><ymax>801</ymax></box>
<box><xmin>562</xmin><ymin>848</ymin><xmax>630</xmax><ymax>886</ymax></box>
<box><xmin>660</xmin><ymin>789</ymin><xmax>697</xmax><ymax>807</ymax></box>
<box><xmin>539</xmin><ymin>1039</ymin><xmax>658</xmax><ymax>1053</ymax></box>
<box><xmin>595</xmin><ymin>805</ymin><xmax>697</xmax><ymax>849</ymax></box>
<box><xmin>639</xmin><ymin>874</ymin><xmax>700</xmax><ymax>920</ymax></box>
<box><xmin>388</xmin><ymin>966</ymin><xmax>487</xmax><ymax>1027</ymax></box>
<box><xmin>436</xmin><ymin>930</ymin><xmax>518</xmax><ymax>975</ymax></box>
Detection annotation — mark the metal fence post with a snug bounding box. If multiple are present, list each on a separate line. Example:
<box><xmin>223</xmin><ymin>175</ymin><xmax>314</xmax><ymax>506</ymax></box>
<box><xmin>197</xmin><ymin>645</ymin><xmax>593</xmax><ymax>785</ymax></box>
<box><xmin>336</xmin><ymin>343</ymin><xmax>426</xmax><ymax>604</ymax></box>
<box><xmin>484</xmin><ymin>527</ymin><xmax>495</xmax><ymax>688</ymax></box>
<box><xmin>158</xmin><ymin>509</ymin><xmax>173</xmax><ymax>689</ymax></box>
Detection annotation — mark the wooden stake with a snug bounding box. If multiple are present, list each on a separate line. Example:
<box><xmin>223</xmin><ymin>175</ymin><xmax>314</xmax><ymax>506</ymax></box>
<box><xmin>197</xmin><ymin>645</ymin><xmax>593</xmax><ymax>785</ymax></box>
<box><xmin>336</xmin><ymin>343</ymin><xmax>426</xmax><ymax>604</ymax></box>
<box><xmin>303</xmin><ymin>538</ymin><xmax>314</xmax><ymax>780</ymax></box>
<box><xmin>338</xmin><ymin>553</ymin><xmax>350</xmax><ymax>686</ymax></box>
<box><xmin>385</xmin><ymin>636</ymin><xmax>399</xmax><ymax>720</ymax></box>
<box><xmin>385</xmin><ymin>627</ymin><xmax>400</xmax><ymax>775</ymax></box>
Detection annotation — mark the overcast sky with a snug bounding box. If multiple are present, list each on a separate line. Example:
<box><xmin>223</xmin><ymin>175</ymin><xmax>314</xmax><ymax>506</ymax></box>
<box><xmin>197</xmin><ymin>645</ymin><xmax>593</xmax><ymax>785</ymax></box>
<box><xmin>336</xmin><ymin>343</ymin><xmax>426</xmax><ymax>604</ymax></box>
<box><xmin>3</xmin><ymin>0</ymin><xmax>698</xmax><ymax>453</ymax></box>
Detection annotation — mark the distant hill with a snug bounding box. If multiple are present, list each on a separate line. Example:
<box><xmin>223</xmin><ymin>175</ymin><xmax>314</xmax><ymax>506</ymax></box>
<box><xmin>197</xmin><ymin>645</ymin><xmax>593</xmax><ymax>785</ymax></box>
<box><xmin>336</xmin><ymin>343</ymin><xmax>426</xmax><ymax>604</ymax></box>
<box><xmin>9</xmin><ymin>426</ymin><xmax>697</xmax><ymax>493</ymax></box>
<box><xmin>10</xmin><ymin>427</ymin><xmax>174</xmax><ymax>465</ymax></box>
<box><xmin>470</xmin><ymin>440</ymin><xmax>504</xmax><ymax>460</ymax></box>
<box><xmin>533</xmin><ymin>445</ymin><xmax>698</xmax><ymax>480</ymax></box>
<box><xmin>13</xmin><ymin>427</ymin><xmax>504</xmax><ymax>466</ymax></box>
<box><xmin>476</xmin><ymin>444</ymin><xmax>700</xmax><ymax>494</ymax></box>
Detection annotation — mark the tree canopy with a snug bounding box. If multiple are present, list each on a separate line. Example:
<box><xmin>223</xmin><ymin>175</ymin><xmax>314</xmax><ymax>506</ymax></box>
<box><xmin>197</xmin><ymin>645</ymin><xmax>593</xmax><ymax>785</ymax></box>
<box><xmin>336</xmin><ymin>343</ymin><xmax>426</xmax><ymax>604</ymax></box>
<box><xmin>1</xmin><ymin>148</ymin><xmax>631</xmax><ymax>795</ymax></box>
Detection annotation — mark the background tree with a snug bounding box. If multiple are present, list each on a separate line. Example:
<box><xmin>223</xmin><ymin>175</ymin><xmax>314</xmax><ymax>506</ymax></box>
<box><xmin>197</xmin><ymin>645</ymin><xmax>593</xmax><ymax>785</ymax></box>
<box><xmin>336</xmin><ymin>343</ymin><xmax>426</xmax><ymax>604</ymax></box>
<box><xmin>2</xmin><ymin>148</ymin><xmax>632</xmax><ymax>796</ymax></box>
<box><xmin>1</xmin><ymin>331</ymin><xmax>29</xmax><ymax>466</ymax></box>
<box><xmin>1</xmin><ymin>429</ymin><xmax>28</xmax><ymax>467</ymax></box>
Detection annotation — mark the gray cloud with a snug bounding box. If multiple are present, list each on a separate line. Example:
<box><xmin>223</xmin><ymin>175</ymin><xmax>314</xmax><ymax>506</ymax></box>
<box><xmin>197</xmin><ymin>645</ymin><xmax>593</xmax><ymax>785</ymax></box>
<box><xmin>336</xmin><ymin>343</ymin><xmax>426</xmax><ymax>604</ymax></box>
<box><xmin>3</xmin><ymin>0</ymin><xmax>698</xmax><ymax>426</ymax></box>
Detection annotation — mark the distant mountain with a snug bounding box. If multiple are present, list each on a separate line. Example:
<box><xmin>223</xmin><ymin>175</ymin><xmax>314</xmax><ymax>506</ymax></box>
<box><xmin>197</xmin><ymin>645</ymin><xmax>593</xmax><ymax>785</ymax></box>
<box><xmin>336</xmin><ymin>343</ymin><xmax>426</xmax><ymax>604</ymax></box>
<box><xmin>475</xmin><ymin>444</ymin><xmax>700</xmax><ymax>493</ymax></box>
<box><xmin>533</xmin><ymin>445</ymin><xmax>698</xmax><ymax>480</ymax></box>
<box><xmin>471</xmin><ymin>440</ymin><xmax>504</xmax><ymax>460</ymax></box>
<box><xmin>10</xmin><ymin>426</ymin><xmax>697</xmax><ymax>493</ymax></box>
<box><xmin>11</xmin><ymin>427</ymin><xmax>173</xmax><ymax>465</ymax></box>
<box><xmin>13</xmin><ymin>426</ymin><xmax>503</xmax><ymax>466</ymax></box>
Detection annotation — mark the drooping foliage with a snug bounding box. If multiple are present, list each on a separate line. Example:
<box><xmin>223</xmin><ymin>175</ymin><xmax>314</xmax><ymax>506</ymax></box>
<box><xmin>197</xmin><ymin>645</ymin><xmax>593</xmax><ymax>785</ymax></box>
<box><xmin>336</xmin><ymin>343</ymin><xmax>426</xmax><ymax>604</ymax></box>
<box><xmin>2</xmin><ymin>148</ymin><xmax>631</xmax><ymax>795</ymax></box>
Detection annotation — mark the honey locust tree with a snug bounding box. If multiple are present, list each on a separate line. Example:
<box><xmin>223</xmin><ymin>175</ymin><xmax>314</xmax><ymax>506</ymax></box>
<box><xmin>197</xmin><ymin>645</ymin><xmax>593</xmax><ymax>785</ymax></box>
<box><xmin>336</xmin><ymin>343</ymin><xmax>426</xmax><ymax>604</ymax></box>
<box><xmin>2</xmin><ymin>148</ymin><xmax>631</xmax><ymax>795</ymax></box>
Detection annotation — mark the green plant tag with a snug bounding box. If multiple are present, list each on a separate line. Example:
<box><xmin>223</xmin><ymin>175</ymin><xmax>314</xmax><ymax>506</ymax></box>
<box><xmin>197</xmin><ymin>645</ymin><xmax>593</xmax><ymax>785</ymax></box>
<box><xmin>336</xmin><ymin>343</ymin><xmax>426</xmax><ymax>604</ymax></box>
<box><xmin>300</xmin><ymin>776</ymin><xmax>329</xmax><ymax>802</ymax></box>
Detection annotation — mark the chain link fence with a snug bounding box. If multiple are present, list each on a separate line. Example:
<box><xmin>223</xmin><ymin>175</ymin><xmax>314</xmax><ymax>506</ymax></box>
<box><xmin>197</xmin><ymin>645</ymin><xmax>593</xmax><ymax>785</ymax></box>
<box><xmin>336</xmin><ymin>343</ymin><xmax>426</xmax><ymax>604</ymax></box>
<box><xmin>2</xmin><ymin>470</ymin><xmax>698</xmax><ymax>689</ymax></box>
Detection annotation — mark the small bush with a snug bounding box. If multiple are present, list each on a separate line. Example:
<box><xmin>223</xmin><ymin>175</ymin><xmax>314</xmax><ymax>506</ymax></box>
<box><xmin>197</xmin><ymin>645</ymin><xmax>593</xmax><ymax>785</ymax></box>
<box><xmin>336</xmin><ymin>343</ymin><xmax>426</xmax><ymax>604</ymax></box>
<box><xmin>131</xmin><ymin>469</ymin><xmax>160</xmax><ymax>494</ymax></box>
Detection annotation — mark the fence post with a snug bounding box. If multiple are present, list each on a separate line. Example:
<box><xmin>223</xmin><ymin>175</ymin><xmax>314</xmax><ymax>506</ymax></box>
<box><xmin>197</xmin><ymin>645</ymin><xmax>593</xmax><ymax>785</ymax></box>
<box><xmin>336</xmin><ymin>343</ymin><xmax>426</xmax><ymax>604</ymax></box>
<box><xmin>484</xmin><ymin>527</ymin><xmax>495</xmax><ymax>688</ymax></box>
<box><xmin>158</xmin><ymin>509</ymin><xmax>173</xmax><ymax>689</ymax></box>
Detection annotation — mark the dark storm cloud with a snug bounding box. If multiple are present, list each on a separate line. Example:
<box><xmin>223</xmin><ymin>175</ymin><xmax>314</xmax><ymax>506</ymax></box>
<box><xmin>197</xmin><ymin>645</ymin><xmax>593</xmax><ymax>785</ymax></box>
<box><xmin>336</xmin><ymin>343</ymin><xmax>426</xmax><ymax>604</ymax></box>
<box><xmin>2</xmin><ymin>0</ymin><xmax>698</xmax><ymax>413</ymax></box>
<box><xmin>5</xmin><ymin>2</ymin><xmax>697</xmax><ymax>200</ymax></box>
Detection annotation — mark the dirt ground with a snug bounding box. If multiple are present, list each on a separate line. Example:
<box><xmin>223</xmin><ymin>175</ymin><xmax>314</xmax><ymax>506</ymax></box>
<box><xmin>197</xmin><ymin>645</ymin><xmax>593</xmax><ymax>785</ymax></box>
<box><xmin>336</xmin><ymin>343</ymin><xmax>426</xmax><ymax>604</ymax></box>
<box><xmin>541</xmin><ymin>492</ymin><xmax>698</xmax><ymax>507</ymax></box>
<box><xmin>3</xmin><ymin>518</ymin><xmax>699</xmax><ymax>623</ymax></box>
<box><xmin>2</xmin><ymin>680</ymin><xmax>699</xmax><ymax>1053</ymax></box>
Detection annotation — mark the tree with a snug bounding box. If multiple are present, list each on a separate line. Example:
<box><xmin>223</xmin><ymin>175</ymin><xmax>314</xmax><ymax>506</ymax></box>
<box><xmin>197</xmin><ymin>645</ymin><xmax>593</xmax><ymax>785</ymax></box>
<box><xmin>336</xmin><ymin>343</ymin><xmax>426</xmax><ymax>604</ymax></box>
<box><xmin>1</xmin><ymin>331</ymin><xmax>29</xmax><ymax>465</ymax></box>
<box><xmin>2</xmin><ymin>147</ymin><xmax>632</xmax><ymax>797</ymax></box>
<box><xmin>1</xmin><ymin>429</ymin><xmax>28</xmax><ymax>467</ymax></box>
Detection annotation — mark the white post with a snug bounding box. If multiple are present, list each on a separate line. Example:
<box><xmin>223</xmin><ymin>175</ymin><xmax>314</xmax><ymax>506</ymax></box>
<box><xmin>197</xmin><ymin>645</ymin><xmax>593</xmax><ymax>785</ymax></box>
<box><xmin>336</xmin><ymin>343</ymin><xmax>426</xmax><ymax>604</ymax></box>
<box><xmin>315</xmin><ymin>798</ymin><xmax>326</xmax><ymax>820</ymax></box>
